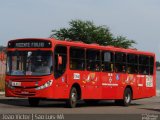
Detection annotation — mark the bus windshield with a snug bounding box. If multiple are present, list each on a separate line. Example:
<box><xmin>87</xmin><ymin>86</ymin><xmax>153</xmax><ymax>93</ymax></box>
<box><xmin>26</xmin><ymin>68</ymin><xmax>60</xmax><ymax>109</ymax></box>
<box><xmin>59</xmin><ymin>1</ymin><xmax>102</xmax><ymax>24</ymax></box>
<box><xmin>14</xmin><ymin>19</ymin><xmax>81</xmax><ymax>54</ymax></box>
<box><xmin>7</xmin><ymin>51</ymin><xmax>53</xmax><ymax>76</ymax></box>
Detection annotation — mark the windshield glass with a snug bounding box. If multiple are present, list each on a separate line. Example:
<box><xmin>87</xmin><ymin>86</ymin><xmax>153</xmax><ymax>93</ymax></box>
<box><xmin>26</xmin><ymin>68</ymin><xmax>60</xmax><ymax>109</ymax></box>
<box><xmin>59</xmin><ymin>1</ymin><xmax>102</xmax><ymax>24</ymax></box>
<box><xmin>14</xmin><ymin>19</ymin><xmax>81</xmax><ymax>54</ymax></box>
<box><xmin>7</xmin><ymin>51</ymin><xmax>53</xmax><ymax>76</ymax></box>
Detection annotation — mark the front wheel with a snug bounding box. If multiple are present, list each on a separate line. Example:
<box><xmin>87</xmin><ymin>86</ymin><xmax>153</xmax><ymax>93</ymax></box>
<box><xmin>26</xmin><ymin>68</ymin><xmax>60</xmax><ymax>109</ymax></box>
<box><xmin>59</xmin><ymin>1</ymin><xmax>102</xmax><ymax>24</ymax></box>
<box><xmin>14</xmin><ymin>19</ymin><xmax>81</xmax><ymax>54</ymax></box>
<box><xmin>28</xmin><ymin>98</ymin><xmax>40</xmax><ymax>107</ymax></box>
<box><xmin>66</xmin><ymin>87</ymin><xmax>78</xmax><ymax>108</ymax></box>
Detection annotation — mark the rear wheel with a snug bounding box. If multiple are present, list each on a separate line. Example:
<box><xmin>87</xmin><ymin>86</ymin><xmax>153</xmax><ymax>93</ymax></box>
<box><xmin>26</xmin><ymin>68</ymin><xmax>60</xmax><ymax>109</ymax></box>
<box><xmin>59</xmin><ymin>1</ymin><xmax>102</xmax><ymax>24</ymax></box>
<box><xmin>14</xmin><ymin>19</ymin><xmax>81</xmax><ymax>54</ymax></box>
<box><xmin>28</xmin><ymin>98</ymin><xmax>40</xmax><ymax>107</ymax></box>
<box><xmin>115</xmin><ymin>88</ymin><xmax>132</xmax><ymax>106</ymax></box>
<box><xmin>66</xmin><ymin>87</ymin><xmax>78</xmax><ymax>108</ymax></box>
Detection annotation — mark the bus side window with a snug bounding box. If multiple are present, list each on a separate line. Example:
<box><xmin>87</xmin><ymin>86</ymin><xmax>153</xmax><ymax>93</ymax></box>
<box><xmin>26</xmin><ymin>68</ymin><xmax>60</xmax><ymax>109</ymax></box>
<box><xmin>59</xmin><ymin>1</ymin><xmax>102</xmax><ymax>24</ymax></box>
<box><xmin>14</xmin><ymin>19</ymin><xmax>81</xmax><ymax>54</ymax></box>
<box><xmin>70</xmin><ymin>47</ymin><xmax>85</xmax><ymax>70</ymax></box>
<box><xmin>138</xmin><ymin>55</ymin><xmax>149</xmax><ymax>75</ymax></box>
<box><xmin>149</xmin><ymin>57</ymin><xmax>154</xmax><ymax>75</ymax></box>
<box><xmin>127</xmin><ymin>54</ymin><xmax>138</xmax><ymax>74</ymax></box>
<box><xmin>101</xmin><ymin>51</ymin><xmax>114</xmax><ymax>72</ymax></box>
<box><xmin>86</xmin><ymin>50</ymin><xmax>100</xmax><ymax>72</ymax></box>
<box><xmin>115</xmin><ymin>52</ymin><xmax>126</xmax><ymax>73</ymax></box>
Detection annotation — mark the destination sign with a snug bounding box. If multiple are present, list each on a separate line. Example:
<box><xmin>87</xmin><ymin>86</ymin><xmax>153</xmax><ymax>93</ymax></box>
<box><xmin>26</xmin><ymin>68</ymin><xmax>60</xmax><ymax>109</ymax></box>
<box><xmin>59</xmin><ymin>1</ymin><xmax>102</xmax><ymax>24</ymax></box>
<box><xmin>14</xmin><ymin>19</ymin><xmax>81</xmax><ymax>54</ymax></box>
<box><xmin>15</xmin><ymin>42</ymin><xmax>44</xmax><ymax>48</ymax></box>
<box><xmin>8</xmin><ymin>40</ymin><xmax>52</xmax><ymax>48</ymax></box>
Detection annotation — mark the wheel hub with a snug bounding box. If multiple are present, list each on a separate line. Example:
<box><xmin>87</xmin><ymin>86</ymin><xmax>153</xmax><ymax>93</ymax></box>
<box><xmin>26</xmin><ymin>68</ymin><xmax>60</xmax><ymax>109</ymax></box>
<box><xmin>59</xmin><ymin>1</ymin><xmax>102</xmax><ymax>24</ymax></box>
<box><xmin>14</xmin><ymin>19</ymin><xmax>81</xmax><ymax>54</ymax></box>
<box><xmin>71</xmin><ymin>92</ymin><xmax>76</xmax><ymax>102</ymax></box>
<box><xmin>125</xmin><ymin>94</ymin><xmax>130</xmax><ymax>103</ymax></box>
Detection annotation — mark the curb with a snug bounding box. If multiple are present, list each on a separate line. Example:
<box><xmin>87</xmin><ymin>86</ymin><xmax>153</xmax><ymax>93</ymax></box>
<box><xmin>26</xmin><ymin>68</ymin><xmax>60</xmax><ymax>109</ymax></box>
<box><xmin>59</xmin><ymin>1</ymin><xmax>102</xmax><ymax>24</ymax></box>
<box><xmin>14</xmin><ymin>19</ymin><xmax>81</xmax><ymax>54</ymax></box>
<box><xmin>0</xmin><ymin>92</ymin><xmax>5</xmax><ymax>95</ymax></box>
<box><xmin>157</xmin><ymin>90</ymin><xmax>160</xmax><ymax>97</ymax></box>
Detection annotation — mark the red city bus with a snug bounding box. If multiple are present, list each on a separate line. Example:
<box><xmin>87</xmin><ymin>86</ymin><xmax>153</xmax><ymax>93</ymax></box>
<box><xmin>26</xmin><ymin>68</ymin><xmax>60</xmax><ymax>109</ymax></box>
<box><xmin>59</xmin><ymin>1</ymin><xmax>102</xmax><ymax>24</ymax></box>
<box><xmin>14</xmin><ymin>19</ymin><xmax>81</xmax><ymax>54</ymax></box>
<box><xmin>5</xmin><ymin>38</ymin><xmax>156</xmax><ymax>108</ymax></box>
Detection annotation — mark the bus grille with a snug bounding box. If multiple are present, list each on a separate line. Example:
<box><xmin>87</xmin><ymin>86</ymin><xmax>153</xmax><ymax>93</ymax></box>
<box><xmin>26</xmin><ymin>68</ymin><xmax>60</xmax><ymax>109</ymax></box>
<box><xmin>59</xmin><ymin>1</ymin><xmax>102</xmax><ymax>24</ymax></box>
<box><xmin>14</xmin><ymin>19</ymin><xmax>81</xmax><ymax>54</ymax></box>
<box><xmin>14</xmin><ymin>86</ymin><xmax>36</xmax><ymax>89</ymax></box>
<box><xmin>14</xmin><ymin>91</ymin><xmax>36</xmax><ymax>96</ymax></box>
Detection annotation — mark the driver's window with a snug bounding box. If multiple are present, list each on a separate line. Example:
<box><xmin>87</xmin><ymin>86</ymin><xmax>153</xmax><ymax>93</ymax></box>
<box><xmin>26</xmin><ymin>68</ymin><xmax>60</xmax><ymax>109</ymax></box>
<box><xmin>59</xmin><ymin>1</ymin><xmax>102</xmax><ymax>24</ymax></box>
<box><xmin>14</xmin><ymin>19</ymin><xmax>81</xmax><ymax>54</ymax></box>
<box><xmin>54</xmin><ymin>45</ymin><xmax>67</xmax><ymax>78</ymax></box>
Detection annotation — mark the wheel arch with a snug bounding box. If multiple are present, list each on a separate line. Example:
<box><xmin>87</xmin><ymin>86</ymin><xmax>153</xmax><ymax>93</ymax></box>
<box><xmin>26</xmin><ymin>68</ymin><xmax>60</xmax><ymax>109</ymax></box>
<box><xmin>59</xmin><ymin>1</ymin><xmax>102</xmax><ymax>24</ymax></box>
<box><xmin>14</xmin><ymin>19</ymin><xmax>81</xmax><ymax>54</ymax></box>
<box><xmin>70</xmin><ymin>83</ymin><xmax>82</xmax><ymax>100</ymax></box>
<box><xmin>125</xmin><ymin>85</ymin><xmax>133</xmax><ymax>99</ymax></box>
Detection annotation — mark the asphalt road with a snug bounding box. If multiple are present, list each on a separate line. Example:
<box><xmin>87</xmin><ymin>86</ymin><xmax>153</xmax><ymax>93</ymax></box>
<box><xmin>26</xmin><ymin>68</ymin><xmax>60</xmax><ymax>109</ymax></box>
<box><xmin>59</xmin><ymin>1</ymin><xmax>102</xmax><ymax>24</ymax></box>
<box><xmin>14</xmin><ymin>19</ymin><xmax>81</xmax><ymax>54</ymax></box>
<box><xmin>0</xmin><ymin>96</ymin><xmax>159</xmax><ymax>120</ymax></box>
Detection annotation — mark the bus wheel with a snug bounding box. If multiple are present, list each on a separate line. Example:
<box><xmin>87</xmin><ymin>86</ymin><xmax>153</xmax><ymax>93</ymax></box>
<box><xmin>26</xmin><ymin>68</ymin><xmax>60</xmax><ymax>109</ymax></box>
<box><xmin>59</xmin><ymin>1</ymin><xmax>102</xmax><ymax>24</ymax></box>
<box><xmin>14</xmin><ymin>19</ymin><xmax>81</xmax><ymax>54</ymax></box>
<box><xmin>28</xmin><ymin>98</ymin><xmax>40</xmax><ymax>107</ymax></box>
<box><xmin>123</xmin><ymin>88</ymin><xmax>132</xmax><ymax>106</ymax></box>
<box><xmin>115</xmin><ymin>88</ymin><xmax>132</xmax><ymax>106</ymax></box>
<box><xmin>66</xmin><ymin>87</ymin><xmax>78</xmax><ymax>108</ymax></box>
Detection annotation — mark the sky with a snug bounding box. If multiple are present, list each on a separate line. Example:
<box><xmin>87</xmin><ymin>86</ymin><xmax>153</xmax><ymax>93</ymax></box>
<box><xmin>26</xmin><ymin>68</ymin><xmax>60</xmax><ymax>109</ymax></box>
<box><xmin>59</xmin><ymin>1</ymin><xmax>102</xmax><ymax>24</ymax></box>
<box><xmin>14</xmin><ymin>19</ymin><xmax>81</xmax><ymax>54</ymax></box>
<box><xmin>0</xmin><ymin>0</ymin><xmax>160</xmax><ymax>60</ymax></box>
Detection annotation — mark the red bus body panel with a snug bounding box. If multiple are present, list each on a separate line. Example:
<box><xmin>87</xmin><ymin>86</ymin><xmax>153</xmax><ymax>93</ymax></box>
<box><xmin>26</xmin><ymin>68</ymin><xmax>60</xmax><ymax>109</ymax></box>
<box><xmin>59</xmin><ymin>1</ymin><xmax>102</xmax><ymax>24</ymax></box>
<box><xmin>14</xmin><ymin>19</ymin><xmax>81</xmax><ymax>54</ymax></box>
<box><xmin>5</xmin><ymin>38</ymin><xmax>156</xmax><ymax>100</ymax></box>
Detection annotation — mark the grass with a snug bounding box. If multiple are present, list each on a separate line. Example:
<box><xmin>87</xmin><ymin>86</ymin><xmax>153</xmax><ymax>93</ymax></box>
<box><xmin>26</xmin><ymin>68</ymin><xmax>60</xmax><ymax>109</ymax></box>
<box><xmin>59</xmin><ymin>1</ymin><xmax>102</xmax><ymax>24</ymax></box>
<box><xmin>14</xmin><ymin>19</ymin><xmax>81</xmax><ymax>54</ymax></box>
<box><xmin>0</xmin><ymin>74</ymin><xmax>5</xmax><ymax>91</ymax></box>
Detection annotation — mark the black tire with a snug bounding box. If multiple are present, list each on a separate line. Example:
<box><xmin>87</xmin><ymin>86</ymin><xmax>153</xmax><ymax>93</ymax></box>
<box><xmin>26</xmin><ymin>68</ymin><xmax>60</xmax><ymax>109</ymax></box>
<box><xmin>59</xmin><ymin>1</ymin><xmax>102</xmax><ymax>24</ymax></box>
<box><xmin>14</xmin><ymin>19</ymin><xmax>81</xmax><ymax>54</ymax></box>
<box><xmin>66</xmin><ymin>87</ymin><xmax>78</xmax><ymax>108</ymax></box>
<box><xmin>28</xmin><ymin>98</ymin><xmax>40</xmax><ymax>107</ymax></box>
<box><xmin>115</xmin><ymin>88</ymin><xmax>132</xmax><ymax>106</ymax></box>
<box><xmin>123</xmin><ymin>88</ymin><xmax>132</xmax><ymax>106</ymax></box>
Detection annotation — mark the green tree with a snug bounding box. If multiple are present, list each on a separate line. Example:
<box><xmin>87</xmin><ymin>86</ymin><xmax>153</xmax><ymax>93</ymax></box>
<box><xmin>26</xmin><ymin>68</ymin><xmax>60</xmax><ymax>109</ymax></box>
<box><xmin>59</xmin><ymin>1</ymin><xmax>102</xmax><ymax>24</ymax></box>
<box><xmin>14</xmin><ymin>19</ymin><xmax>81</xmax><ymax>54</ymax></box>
<box><xmin>0</xmin><ymin>46</ymin><xmax>6</xmax><ymax>53</ymax></box>
<box><xmin>50</xmin><ymin>20</ymin><xmax>136</xmax><ymax>48</ymax></box>
<box><xmin>0</xmin><ymin>46</ymin><xmax>6</xmax><ymax>52</ymax></box>
<box><xmin>156</xmin><ymin>61</ymin><xmax>160</xmax><ymax>67</ymax></box>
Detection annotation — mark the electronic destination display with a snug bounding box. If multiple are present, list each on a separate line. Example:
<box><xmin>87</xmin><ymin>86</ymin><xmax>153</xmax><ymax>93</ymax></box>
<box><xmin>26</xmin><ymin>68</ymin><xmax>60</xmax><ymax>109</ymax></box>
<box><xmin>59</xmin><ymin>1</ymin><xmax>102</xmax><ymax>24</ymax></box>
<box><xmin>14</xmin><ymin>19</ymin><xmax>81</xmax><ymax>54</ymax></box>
<box><xmin>8</xmin><ymin>40</ymin><xmax>52</xmax><ymax>48</ymax></box>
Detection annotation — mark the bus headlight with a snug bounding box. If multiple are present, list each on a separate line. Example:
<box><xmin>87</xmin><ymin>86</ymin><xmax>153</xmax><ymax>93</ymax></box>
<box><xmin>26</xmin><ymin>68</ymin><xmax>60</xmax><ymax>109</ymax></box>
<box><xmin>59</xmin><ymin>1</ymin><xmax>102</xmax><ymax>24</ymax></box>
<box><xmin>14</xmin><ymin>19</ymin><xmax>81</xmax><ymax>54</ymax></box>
<box><xmin>35</xmin><ymin>80</ymin><xmax>53</xmax><ymax>90</ymax></box>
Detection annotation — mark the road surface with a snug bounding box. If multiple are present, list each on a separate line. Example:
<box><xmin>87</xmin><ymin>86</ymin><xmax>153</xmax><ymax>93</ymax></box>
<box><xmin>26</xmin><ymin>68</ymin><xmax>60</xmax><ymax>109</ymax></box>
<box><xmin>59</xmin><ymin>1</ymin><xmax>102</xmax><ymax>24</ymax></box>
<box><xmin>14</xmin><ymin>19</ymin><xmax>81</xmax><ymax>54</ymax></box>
<box><xmin>0</xmin><ymin>96</ymin><xmax>159</xmax><ymax>120</ymax></box>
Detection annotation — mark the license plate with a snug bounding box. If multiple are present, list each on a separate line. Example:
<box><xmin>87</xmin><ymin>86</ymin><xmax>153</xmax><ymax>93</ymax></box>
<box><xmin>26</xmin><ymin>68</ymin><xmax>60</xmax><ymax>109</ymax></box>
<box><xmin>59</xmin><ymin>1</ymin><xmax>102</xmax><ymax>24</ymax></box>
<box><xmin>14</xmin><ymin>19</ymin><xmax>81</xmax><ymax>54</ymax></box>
<box><xmin>11</xmin><ymin>82</ymin><xmax>21</xmax><ymax>86</ymax></box>
<box><xmin>21</xmin><ymin>91</ymin><xmax>29</xmax><ymax>94</ymax></box>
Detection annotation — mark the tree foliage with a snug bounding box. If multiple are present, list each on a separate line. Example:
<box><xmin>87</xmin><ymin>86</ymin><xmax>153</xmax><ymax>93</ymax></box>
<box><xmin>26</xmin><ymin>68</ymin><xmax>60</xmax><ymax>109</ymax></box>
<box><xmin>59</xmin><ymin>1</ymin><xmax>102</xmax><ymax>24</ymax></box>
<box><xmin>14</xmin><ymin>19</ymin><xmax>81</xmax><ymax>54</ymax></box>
<box><xmin>50</xmin><ymin>20</ymin><xmax>136</xmax><ymax>48</ymax></box>
<box><xmin>0</xmin><ymin>46</ymin><xmax>6</xmax><ymax>52</ymax></box>
<box><xmin>156</xmin><ymin>61</ymin><xmax>160</xmax><ymax>67</ymax></box>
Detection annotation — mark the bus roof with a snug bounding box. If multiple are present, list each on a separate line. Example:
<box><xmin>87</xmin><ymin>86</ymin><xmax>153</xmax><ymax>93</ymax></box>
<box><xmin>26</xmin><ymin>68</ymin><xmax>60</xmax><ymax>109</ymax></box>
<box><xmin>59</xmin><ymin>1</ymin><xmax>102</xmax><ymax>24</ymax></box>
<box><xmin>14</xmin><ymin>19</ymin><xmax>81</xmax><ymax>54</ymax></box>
<box><xmin>8</xmin><ymin>38</ymin><xmax>155</xmax><ymax>56</ymax></box>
